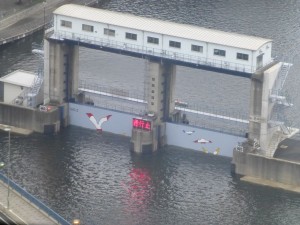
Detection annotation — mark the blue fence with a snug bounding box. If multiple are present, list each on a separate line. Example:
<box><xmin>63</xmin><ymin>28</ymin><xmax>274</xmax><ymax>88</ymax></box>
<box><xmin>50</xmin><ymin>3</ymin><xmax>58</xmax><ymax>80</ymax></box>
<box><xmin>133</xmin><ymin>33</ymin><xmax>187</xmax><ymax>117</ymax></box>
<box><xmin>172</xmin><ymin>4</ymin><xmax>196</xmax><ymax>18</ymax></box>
<box><xmin>0</xmin><ymin>173</ymin><xmax>71</xmax><ymax>225</ymax></box>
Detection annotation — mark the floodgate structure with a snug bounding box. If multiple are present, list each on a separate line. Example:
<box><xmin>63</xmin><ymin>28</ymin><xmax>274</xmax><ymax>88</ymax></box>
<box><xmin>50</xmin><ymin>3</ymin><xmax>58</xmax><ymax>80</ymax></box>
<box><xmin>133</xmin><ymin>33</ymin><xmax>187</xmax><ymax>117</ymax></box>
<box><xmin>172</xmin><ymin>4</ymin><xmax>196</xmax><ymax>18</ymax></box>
<box><xmin>0</xmin><ymin>4</ymin><xmax>299</xmax><ymax>189</ymax></box>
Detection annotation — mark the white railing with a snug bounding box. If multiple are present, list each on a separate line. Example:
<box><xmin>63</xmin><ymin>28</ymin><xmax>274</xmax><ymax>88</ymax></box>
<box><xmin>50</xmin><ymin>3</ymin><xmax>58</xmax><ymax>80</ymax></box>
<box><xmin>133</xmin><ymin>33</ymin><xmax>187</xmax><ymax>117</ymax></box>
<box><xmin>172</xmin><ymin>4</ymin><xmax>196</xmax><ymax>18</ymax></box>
<box><xmin>49</xmin><ymin>30</ymin><xmax>269</xmax><ymax>74</ymax></box>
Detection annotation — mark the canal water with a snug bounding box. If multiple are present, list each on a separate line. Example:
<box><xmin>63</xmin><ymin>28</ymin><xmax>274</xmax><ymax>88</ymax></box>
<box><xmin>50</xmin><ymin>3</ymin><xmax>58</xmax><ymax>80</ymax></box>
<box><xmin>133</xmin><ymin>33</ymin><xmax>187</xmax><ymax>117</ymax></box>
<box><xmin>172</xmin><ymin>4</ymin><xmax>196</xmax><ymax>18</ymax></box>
<box><xmin>1</xmin><ymin>0</ymin><xmax>300</xmax><ymax>224</ymax></box>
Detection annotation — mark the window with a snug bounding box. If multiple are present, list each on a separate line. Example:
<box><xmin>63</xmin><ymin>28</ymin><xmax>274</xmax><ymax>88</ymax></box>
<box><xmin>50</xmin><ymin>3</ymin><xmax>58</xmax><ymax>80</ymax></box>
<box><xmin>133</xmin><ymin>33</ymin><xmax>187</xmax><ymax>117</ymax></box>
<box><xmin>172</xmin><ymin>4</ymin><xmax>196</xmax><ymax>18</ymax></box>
<box><xmin>237</xmin><ymin>53</ymin><xmax>249</xmax><ymax>61</ymax></box>
<box><xmin>169</xmin><ymin>41</ymin><xmax>181</xmax><ymax>48</ymax></box>
<box><xmin>214</xmin><ymin>49</ymin><xmax>226</xmax><ymax>56</ymax></box>
<box><xmin>104</xmin><ymin>28</ymin><xmax>115</xmax><ymax>36</ymax></box>
<box><xmin>191</xmin><ymin>44</ymin><xmax>203</xmax><ymax>52</ymax></box>
<box><xmin>125</xmin><ymin>32</ymin><xmax>137</xmax><ymax>40</ymax></box>
<box><xmin>82</xmin><ymin>24</ymin><xmax>94</xmax><ymax>32</ymax></box>
<box><xmin>60</xmin><ymin>20</ymin><xmax>72</xmax><ymax>28</ymax></box>
<box><xmin>147</xmin><ymin>36</ymin><xmax>159</xmax><ymax>44</ymax></box>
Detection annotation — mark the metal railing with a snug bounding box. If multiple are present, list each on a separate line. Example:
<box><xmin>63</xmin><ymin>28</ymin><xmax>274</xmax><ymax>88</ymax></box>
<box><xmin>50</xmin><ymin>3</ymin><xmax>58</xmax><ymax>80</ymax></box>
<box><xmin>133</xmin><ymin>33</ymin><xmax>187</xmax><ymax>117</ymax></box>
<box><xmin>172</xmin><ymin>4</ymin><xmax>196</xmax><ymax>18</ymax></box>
<box><xmin>50</xmin><ymin>30</ymin><xmax>274</xmax><ymax>74</ymax></box>
<box><xmin>77</xmin><ymin>82</ymin><xmax>249</xmax><ymax>136</ymax></box>
<box><xmin>84</xmin><ymin>96</ymin><xmax>147</xmax><ymax>116</ymax></box>
<box><xmin>0</xmin><ymin>173</ymin><xmax>71</xmax><ymax>225</ymax></box>
<box><xmin>79</xmin><ymin>80</ymin><xmax>145</xmax><ymax>103</ymax></box>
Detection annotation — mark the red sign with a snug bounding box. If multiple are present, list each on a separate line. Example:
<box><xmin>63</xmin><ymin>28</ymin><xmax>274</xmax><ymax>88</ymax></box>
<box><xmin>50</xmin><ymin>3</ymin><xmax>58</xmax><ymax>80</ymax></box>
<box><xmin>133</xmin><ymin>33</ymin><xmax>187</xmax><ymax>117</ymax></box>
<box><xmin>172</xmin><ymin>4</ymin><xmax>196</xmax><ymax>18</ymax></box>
<box><xmin>132</xmin><ymin>118</ymin><xmax>151</xmax><ymax>131</ymax></box>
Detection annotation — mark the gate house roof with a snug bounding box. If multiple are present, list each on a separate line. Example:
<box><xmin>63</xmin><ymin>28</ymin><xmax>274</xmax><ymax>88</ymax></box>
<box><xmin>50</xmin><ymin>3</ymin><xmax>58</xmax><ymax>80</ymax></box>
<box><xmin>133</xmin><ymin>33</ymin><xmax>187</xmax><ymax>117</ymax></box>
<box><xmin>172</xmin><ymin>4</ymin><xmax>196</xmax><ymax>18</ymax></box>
<box><xmin>54</xmin><ymin>4</ymin><xmax>272</xmax><ymax>51</ymax></box>
<box><xmin>0</xmin><ymin>70</ymin><xmax>35</xmax><ymax>87</ymax></box>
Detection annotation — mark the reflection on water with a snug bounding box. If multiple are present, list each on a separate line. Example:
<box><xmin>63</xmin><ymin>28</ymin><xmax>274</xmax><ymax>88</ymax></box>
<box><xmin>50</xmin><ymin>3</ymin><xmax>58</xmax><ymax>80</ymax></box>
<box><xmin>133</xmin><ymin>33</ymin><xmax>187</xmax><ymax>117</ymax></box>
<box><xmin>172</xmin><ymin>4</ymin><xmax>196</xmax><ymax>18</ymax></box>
<box><xmin>0</xmin><ymin>126</ymin><xmax>300</xmax><ymax>224</ymax></box>
<box><xmin>1</xmin><ymin>0</ymin><xmax>300</xmax><ymax>224</ymax></box>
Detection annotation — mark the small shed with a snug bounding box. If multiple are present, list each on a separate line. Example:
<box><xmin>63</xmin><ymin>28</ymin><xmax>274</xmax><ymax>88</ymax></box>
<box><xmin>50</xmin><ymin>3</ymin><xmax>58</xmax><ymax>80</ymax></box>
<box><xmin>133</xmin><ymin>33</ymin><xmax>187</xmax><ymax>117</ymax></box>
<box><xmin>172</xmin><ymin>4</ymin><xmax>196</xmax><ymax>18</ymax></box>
<box><xmin>0</xmin><ymin>70</ymin><xmax>36</xmax><ymax>105</ymax></box>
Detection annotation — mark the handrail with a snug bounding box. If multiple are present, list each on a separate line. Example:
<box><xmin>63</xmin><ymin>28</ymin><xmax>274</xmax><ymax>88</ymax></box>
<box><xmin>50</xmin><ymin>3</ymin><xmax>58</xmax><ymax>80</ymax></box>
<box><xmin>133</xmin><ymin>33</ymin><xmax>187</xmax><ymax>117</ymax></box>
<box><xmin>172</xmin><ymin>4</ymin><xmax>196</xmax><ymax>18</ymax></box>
<box><xmin>0</xmin><ymin>173</ymin><xmax>71</xmax><ymax>225</ymax></box>
<box><xmin>49</xmin><ymin>30</ymin><xmax>272</xmax><ymax>74</ymax></box>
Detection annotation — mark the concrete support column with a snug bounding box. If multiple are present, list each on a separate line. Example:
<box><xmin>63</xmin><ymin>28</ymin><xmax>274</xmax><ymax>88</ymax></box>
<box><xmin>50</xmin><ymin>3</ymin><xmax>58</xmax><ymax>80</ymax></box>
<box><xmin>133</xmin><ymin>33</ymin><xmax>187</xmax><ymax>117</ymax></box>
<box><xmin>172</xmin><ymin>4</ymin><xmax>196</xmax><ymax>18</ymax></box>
<box><xmin>131</xmin><ymin>126</ymin><xmax>156</xmax><ymax>154</ymax></box>
<box><xmin>248</xmin><ymin>71</ymin><xmax>264</xmax><ymax>143</ymax></box>
<box><xmin>147</xmin><ymin>60</ymin><xmax>176</xmax><ymax>123</ymax></box>
<box><xmin>248</xmin><ymin>63</ymin><xmax>281</xmax><ymax>156</ymax></box>
<box><xmin>131</xmin><ymin>60</ymin><xmax>175</xmax><ymax>154</ymax></box>
<box><xmin>44</xmin><ymin>39</ymin><xmax>79</xmax><ymax>105</ymax></box>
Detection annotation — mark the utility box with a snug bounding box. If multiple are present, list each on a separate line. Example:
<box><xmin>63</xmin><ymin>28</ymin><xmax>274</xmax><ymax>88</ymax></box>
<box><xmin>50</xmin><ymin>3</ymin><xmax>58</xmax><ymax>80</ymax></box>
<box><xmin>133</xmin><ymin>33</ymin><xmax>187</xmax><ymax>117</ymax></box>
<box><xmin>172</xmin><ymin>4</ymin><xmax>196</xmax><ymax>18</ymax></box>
<box><xmin>0</xmin><ymin>70</ymin><xmax>43</xmax><ymax>107</ymax></box>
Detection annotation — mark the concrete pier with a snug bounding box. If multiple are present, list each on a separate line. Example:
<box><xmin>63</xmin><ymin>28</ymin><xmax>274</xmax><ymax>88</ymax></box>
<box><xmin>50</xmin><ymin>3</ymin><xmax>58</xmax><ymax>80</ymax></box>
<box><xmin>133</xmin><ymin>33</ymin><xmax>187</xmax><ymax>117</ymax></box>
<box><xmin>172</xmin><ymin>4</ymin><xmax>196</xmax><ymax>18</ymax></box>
<box><xmin>146</xmin><ymin>61</ymin><xmax>176</xmax><ymax>123</ymax></box>
<box><xmin>230</xmin><ymin>60</ymin><xmax>300</xmax><ymax>191</ymax></box>
<box><xmin>130</xmin><ymin>61</ymin><xmax>176</xmax><ymax>153</ymax></box>
<box><xmin>232</xmin><ymin>137</ymin><xmax>300</xmax><ymax>192</ymax></box>
<box><xmin>247</xmin><ymin>60</ymin><xmax>297</xmax><ymax>157</ymax></box>
<box><xmin>44</xmin><ymin>39</ymin><xmax>79</xmax><ymax>105</ymax></box>
<box><xmin>248</xmin><ymin>62</ymin><xmax>280</xmax><ymax>156</ymax></box>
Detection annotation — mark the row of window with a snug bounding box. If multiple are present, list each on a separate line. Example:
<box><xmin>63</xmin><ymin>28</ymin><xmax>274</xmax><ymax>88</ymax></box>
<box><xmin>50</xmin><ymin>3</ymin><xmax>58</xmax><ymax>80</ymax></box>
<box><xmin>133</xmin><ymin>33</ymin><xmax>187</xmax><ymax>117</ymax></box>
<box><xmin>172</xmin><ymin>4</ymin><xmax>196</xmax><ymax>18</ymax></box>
<box><xmin>60</xmin><ymin>20</ymin><xmax>249</xmax><ymax>61</ymax></box>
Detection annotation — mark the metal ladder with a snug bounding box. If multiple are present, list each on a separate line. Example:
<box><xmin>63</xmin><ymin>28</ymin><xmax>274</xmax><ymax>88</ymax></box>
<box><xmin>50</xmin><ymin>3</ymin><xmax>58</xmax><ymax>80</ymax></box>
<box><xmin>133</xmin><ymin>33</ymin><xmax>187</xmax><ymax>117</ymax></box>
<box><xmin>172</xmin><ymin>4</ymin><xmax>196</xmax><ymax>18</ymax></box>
<box><xmin>27</xmin><ymin>42</ymin><xmax>44</xmax><ymax>107</ymax></box>
<box><xmin>268</xmin><ymin>62</ymin><xmax>293</xmax><ymax>135</ymax></box>
<box><xmin>277</xmin><ymin>63</ymin><xmax>291</xmax><ymax>90</ymax></box>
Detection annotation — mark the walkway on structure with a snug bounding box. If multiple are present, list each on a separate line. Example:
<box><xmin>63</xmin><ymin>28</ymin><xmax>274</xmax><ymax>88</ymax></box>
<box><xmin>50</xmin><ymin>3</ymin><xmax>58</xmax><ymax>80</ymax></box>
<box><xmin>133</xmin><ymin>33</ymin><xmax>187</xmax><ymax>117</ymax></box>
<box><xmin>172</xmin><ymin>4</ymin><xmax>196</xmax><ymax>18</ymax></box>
<box><xmin>0</xmin><ymin>173</ymin><xmax>70</xmax><ymax>225</ymax></box>
<box><xmin>0</xmin><ymin>0</ymin><xmax>98</xmax><ymax>46</ymax></box>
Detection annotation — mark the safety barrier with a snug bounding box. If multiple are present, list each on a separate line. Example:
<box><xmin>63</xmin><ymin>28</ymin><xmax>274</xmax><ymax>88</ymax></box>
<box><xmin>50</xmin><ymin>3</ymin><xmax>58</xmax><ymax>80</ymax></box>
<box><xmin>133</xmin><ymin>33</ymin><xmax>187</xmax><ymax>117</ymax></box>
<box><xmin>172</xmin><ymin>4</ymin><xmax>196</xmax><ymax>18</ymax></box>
<box><xmin>0</xmin><ymin>173</ymin><xmax>71</xmax><ymax>225</ymax></box>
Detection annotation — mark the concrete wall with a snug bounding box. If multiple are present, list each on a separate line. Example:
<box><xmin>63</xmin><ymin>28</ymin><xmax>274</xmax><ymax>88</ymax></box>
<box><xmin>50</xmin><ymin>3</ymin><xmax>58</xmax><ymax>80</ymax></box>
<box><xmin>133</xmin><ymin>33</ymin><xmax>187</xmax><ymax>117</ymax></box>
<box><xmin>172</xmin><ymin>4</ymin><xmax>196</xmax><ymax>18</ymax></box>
<box><xmin>233</xmin><ymin>150</ymin><xmax>300</xmax><ymax>186</ymax></box>
<box><xmin>4</xmin><ymin>83</ymin><xmax>25</xmax><ymax>103</ymax></box>
<box><xmin>166</xmin><ymin>122</ymin><xmax>246</xmax><ymax>157</ymax></box>
<box><xmin>0</xmin><ymin>103</ymin><xmax>60</xmax><ymax>133</ymax></box>
<box><xmin>69</xmin><ymin>102</ymin><xmax>137</xmax><ymax>136</ymax></box>
<box><xmin>131</xmin><ymin>129</ymin><xmax>155</xmax><ymax>154</ymax></box>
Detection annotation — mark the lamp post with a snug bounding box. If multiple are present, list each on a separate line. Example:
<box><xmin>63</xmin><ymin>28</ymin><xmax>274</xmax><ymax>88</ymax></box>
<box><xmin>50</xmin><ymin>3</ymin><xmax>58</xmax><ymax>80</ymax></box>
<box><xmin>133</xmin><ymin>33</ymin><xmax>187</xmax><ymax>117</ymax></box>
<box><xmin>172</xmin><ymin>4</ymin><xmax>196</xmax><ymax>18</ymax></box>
<box><xmin>4</xmin><ymin>127</ymin><xmax>11</xmax><ymax>210</ymax></box>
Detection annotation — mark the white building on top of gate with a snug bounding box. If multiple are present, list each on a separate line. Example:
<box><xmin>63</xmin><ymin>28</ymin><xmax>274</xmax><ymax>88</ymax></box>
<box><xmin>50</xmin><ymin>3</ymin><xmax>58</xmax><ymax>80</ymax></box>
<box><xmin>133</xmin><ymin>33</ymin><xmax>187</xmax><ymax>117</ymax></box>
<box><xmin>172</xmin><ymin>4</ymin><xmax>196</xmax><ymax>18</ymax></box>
<box><xmin>52</xmin><ymin>4</ymin><xmax>273</xmax><ymax>74</ymax></box>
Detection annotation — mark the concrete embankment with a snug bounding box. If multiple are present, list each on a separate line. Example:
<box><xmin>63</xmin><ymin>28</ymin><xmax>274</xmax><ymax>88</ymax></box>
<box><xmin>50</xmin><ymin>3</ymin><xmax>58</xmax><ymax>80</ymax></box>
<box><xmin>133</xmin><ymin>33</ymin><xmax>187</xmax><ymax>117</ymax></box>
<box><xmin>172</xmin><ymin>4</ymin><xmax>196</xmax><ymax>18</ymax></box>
<box><xmin>241</xmin><ymin>176</ymin><xmax>300</xmax><ymax>193</ymax></box>
<box><xmin>0</xmin><ymin>124</ymin><xmax>32</xmax><ymax>135</ymax></box>
<box><xmin>0</xmin><ymin>102</ymin><xmax>60</xmax><ymax>134</ymax></box>
<box><xmin>232</xmin><ymin>147</ymin><xmax>300</xmax><ymax>193</ymax></box>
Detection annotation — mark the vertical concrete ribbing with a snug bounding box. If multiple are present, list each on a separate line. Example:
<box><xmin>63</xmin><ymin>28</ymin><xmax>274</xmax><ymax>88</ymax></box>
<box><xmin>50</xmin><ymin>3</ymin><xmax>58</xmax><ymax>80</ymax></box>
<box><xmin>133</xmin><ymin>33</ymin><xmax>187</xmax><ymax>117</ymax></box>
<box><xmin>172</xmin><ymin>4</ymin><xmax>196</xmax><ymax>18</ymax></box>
<box><xmin>248</xmin><ymin>72</ymin><xmax>263</xmax><ymax>141</ymax></box>
<box><xmin>44</xmin><ymin>39</ymin><xmax>79</xmax><ymax>104</ymax></box>
<box><xmin>147</xmin><ymin>61</ymin><xmax>176</xmax><ymax>123</ymax></box>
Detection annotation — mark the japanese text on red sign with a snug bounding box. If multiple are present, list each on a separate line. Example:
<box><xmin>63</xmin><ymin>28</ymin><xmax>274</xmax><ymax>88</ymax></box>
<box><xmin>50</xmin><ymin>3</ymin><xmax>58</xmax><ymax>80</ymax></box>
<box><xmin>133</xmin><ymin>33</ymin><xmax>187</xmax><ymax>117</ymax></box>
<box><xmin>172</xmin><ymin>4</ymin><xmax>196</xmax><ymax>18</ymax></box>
<box><xmin>132</xmin><ymin>118</ymin><xmax>151</xmax><ymax>131</ymax></box>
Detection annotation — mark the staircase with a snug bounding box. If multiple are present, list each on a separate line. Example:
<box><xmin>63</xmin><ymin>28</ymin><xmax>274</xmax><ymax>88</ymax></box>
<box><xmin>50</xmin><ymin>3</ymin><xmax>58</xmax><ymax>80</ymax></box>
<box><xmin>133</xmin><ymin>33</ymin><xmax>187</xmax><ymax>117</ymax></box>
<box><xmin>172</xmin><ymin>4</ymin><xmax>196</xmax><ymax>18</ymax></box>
<box><xmin>27</xmin><ymin>67</ymin><xmax>44</xmax><ymax>107</ymax></box>
<box><xmin>26</xmin><ymin>42</ymin><xmax>44</xmax><ymax>107</ymax></box>
<box><xmin>276</xmin><ymin>63</ymin><xmax>292</xmax><ymax>90</ymax></box>
<box><xmin>266</xmin><ymin>62</ymin><xmax>294</xmax><ymax>157</ymax></box>
<box><xmin>269</xmin><ymin>63</ymin><xmax>292</xmax><ymax>105</ymax></box>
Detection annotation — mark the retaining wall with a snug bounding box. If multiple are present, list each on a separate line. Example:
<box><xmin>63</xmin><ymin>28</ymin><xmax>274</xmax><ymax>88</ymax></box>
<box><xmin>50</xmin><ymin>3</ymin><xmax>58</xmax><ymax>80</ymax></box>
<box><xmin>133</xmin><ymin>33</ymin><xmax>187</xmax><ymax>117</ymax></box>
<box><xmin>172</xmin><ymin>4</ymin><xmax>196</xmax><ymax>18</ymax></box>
<box><xmin>232</xmin><ymin>150</ymin><xmax>300</xmax><ymax>186</ymax></box>
<box><xmin>0</xmin><ymin>103</ymin><xmax>60</xmax><ymax>133</ymax></box>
